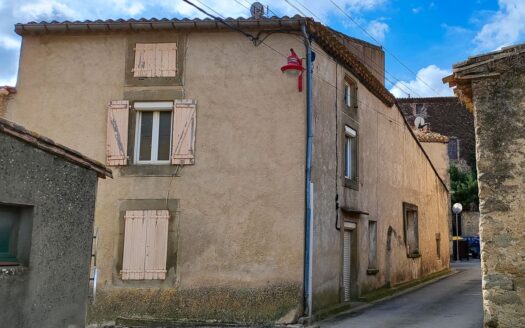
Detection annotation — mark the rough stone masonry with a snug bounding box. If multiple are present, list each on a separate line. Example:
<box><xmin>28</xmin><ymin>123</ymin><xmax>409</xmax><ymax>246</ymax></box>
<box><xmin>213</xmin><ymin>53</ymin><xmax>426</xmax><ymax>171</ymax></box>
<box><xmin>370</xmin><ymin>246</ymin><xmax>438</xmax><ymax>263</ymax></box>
<box><xmin>444</xmin><ymin>44</ymin><xmax>525</xmax><ymax>327</ymax></box>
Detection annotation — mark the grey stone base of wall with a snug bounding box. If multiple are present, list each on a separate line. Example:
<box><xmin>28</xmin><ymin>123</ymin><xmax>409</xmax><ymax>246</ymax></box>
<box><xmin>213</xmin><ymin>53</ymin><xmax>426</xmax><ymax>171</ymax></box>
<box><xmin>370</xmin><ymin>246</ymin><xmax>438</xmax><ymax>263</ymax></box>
<box><xmin>87</xmin><ymin>283</ymin><xmax>303</xmax><ymax>326</ymax></box>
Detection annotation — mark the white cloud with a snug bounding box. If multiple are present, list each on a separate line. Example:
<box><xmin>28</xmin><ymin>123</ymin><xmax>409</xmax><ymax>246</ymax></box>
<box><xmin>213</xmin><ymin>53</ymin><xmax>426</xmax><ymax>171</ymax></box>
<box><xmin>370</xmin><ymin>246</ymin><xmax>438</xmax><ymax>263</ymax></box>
<box><xmin>0</xmin><ymin>36</ymin><xmax>20</xmax><ymax>50</ymax></box>
<box><xmin>412</xmin><ymin>7</ymin><xmax>422</xmax><ymax>14</ymax></box>
<box><xmin>366</xmin><ymin>20</ymin><xmax>389</xmax><ymax>42</ymax></box>
<box><xmin>474</xmin><ymin>0</ymin><xmax>525</xmax><ymax>51</ymax></box>
<box><xmin>17</xmin><ymin>0</ymin><xmax>80</xmax><ymax>21</ymax></box>
<box><xmin>390</xmin><ymin>65</ymin><xmax>454</xmax><ymax>98</ymax></box>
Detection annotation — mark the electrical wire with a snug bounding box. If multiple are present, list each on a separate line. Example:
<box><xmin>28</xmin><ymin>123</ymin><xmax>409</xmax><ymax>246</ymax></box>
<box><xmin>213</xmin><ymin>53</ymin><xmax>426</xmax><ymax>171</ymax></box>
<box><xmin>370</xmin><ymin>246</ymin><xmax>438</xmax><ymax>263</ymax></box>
<box><xmin>276</xmin><ymin>0</ymin><xmax>422</xmax><ymax>97</ymax></box>
<box><xmin>327</xmin><ymin>0</ymin><xmax>441</xmax><ymax>95</ymax></box>
<box><xmin>185</xmin><ymin>0</ymin><xmax>407</xmax><ymax>129</ymax></box>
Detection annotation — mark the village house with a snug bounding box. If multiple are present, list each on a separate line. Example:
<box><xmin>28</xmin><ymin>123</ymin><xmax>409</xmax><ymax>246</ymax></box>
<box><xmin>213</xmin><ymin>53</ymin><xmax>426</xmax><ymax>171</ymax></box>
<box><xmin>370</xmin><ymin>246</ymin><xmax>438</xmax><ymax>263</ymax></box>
<box><xmin>444</xmin><ymin>43</ymin><xmax>525</xmax><ymax>328</ymax></box>
<box><xmin>4</xmin><ymin>15</ymin><xmax>450</xmax><ymax>326</ymax></box>
<box><xmin>398</xmin><ymin>97</ymin><xmax>480</xmax><ymax>257</ymax></box>
<box><xmin>0</xmin><ymin>117</ymin><xmax>111</xmax><ymax>328</ymax></box>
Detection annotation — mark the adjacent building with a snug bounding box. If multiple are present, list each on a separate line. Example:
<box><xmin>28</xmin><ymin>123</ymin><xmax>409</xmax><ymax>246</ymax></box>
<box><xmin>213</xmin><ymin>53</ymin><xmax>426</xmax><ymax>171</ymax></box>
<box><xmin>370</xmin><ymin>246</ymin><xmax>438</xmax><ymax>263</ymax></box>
<box><xmin>444</xmin><ymin>43</ymin><xmax>525</xmax><ymax>327</ymax></box>
<box><xmin>5</xmin><ymin>16</ymin><xmax>450</xmax><ymax>325</ymax></box>
<box><xmin>0</xmin><ymin>118</ymin><xmax>111</xmax><ymax>328</ymax></box>
<box><xmin>397</xmin><ymin>97</ymin><xmax>476</xmax><ymax>169</ymax></box>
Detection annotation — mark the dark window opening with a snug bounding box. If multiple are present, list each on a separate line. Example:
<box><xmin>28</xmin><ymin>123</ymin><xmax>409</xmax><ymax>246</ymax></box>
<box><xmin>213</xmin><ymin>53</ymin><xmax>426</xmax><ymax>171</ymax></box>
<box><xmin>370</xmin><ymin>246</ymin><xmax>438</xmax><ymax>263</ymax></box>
<box><xmin>403</xmin><ymin>203</ymin><xmax>419</xmax><ymax>257</ymax></box>
<box><xmin>0</xmin><ymin>205</ymin><xmax>33</xmax><ymax>266</ymax></box>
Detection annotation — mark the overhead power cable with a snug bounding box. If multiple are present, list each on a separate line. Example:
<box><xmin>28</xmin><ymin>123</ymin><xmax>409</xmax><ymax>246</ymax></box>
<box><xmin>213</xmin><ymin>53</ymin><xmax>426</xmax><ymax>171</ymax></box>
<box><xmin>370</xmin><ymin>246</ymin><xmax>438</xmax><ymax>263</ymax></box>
<box><xmin>278</xmin><ymin>0</ymin><xmax>421</xmax><ymax>97</ymax></box>
<box><xmin>183</xmin><ymin>0</ymin><xmax>409</xmax><ymax>125</ymax></box>
<box><xmin>327</xmin><ymin>0</ymin><xmax>440</xmax><ymax>95</ymax></box>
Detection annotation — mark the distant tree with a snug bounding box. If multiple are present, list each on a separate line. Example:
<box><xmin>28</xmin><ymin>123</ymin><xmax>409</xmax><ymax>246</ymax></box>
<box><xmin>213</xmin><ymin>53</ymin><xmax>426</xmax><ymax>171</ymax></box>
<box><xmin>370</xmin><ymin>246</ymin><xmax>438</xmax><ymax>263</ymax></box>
<box><xmin>450</xmin><ymin>164</ymin><xmax>479</xmax><ymax>211</ymax></box>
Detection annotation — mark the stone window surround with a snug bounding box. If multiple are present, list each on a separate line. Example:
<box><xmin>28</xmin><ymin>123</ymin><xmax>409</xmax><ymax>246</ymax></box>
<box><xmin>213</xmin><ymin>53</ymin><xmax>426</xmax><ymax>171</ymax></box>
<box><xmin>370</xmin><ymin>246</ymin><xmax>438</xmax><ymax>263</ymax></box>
<box><xmin>125</xmin><ymin>34</ymin><xmax>186</xmax><ymax>87</ymax></box>
<box><xmin>114</xmin><ymin>199</ymin><xmax>179</xmax><ymax>287</ymax></box>
<box><xmin>402</xmin><ymin>202</ymin><xmax>420</xmax><ymax>258</ymax></box>
<box><xmin>341</xmin><ymin>115</ymin><xmax>359</xmax><ymax>191</ymax></box>
<box><xmin>119</xmin><ymin>89</ymin><xmax>185</xmax><ymax>177</ymax></box>
<box><xmin>343</xmin><ymin>75</ymin><xmax>359</xmax><ymax>117</ymax></box>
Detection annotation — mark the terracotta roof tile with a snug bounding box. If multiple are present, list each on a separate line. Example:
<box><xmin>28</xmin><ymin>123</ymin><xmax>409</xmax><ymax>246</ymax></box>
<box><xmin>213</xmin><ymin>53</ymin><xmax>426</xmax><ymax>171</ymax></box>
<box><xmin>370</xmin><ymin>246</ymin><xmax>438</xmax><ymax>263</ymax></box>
<box><xmin>413</xmin><ymin>130</ymin><xmax>449</xmax><ymax>143</ymax></box>
<box><xmin>0</xmin><ymin>117</ymin><xmax>112</xmax><ymax>178</ymax></box>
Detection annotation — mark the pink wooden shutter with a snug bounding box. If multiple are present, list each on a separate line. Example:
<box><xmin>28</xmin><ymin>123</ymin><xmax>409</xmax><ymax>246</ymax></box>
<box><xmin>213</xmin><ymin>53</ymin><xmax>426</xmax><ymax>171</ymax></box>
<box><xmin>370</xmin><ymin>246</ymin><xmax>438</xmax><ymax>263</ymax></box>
<box><xmin>121</xmin><ymin>210</ymin><xmax>147</xmax><ymax>280</ymax></box>
<box><xmin>144</xmin><ymin>210</ymin><xmax>169</xmax><ymax>280</ymax></box>
<box><xmin>106</xmin><ymin>100</ymin><xmax>129</xmax><ymax>166</ymax></box>
<box><xmin>172</xmin><ymin>99</ymin><xmax>197</xmax><ymax>165</ymax></box>
<box><xmin>155</xmin><ymin>43</ymin><xmax>177</xmax><ymax>77</ymax></box>
<box><xmin>133</xmin><ymin>43</ymin><xmax>156</xmax><ymax>77</ymax></box>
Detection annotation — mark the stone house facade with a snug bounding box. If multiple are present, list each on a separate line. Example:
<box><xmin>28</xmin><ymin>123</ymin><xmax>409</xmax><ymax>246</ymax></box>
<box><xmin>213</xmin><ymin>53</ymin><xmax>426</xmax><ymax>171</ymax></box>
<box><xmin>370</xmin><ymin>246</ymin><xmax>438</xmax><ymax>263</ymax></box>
<box><xmin>0</xmin><ymin>118</ymin><xmax>111</xmax><ymax>328</ymax></box>
<box><xmin>6</xmin><ymin>16</ymin><xmax>449</xmax><ymax>325</ymax></box>
<box><xmin>444</xmin><ymin>43</ymin><xmax>525</xmax><ymax>327</ymax></box>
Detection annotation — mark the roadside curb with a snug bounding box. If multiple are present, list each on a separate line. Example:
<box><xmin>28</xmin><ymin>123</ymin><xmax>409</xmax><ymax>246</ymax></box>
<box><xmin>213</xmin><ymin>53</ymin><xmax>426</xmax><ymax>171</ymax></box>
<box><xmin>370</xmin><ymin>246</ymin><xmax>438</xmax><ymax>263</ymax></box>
<box><xmin>316</xmin><ymin>268</ymin><xmax>459</xmax><ymax>325</ymax></box>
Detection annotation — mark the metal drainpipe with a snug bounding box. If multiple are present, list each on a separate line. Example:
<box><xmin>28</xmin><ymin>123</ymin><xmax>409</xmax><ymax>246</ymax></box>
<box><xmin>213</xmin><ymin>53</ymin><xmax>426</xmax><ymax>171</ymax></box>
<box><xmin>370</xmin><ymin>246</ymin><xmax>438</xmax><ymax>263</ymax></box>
<box><xmin>301</xmin><ymin>21</ymin><xmax>314</xmax><ymax>318</ymax></box>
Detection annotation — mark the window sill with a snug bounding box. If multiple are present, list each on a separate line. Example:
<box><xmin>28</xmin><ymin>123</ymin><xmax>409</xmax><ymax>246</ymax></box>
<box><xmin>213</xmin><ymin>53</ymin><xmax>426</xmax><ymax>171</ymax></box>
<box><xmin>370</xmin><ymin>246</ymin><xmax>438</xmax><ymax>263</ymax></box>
<box><xmin>119</xmin><ymin>164</ymin><xmax>181</xmax><ymax>177</ymax></box>
<box><xmin>344</xmin><ymin>178</ymin><xmax>359</xmax><ymax>190</ymax></box>
<box><xmin>407</xmin><ymin>252</ymin><xmax>421</xmax><ymax>259</ymax></box>
<box><xmin>0</xmin><ymin>265</ymin><xmax>27</xmax><ymax>277</ymax></box>
<box><xmin>366</xmin><ymin>268</ymin><xmax>379</xmax><ymax>275</ymax></box>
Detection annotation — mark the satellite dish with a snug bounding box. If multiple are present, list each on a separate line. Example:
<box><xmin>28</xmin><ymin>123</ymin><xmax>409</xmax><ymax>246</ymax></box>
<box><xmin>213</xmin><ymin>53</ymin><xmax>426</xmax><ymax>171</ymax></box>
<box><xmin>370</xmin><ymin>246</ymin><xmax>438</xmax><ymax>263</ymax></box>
<box><xmin>414</xmin><ymin>116</ymin><xmax>425</xmax><ymax>129</ymax></box>
<box><xmin>250</xmin><ymin>2</ymin><xmax>265</xmax><ymax>19</ymax></box>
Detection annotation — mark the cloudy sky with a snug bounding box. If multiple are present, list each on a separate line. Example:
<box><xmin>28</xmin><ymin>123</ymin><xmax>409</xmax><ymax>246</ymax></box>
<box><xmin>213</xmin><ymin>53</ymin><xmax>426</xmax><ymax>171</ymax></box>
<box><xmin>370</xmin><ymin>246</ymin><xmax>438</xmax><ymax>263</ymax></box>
<box><xmin>1</xmin><ymin>0</ymin><xmax>524</xmax><ymax>97</ymax></box>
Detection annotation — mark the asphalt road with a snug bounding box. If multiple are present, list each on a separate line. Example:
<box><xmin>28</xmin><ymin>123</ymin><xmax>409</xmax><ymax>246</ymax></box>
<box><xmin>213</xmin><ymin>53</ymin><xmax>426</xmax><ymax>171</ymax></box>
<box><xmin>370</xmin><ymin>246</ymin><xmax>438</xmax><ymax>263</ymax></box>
<box><xmin>320</xmin><ymin>261</ymin><xmax>483</xmax><ymax>328</ymax></box>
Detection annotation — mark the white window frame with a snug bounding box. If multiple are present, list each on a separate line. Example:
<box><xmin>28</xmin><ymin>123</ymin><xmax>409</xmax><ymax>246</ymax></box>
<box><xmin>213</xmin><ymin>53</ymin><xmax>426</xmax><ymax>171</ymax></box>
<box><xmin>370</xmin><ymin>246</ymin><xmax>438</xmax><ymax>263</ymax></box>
<box><xmin>134</xmin><ymin>101</ymin><xmax>173</xmax><ymax>165</ymax></box>
<box><xmin>344</xmin><ymin>126</ymin><xmax>357</xmax><ymax>179</ymax></box>
<box><xmin>344</xmin><ymin>83</ymin><xmax>352</xmax><ymax>107</ymax></box>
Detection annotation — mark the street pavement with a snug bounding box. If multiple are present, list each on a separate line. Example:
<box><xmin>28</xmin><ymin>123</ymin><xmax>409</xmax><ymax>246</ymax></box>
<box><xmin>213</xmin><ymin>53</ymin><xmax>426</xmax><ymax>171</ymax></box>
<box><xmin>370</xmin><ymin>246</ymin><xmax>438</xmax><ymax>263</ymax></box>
<box><xmin>320</xmin><ymin>261</ymin><xmax>483</xmax><ymax>328</ymax></box>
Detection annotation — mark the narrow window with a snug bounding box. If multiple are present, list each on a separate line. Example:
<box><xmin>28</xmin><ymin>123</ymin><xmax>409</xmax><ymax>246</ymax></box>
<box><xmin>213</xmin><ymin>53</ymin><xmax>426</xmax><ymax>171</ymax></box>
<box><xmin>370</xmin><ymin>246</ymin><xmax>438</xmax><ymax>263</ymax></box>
<box><xmin>403</xmin><ymin>203</ymin><xmax>419</xmax><ymax>257</ymax></box>
<box><xmin>415</xmin><ymin>104</ymin><xmax>424</xmax><ymax>116</ymax></box>
<box><xmin>448</xmin><ymin>137</ymin><xmax>460</xmax><ymax>160</ymax></box>
<box><xmin>134</xmin><ymin>102</ymin><xmax>173</xmax><ymax>164</ymax></box>
<box><xmin>344</xmin><ymin>78</ymin><xmax>357</xmax><ymax>108</ymax></box>
<box><xmin>436</xmin><ymin>233</ymin><xmax>441</xmax><ymax>258</ymax></box>
<box><xmin>368</xmin><ymin>221</ymin><xmax>377</xmax><ymax>269</ymax></box>
<box><xmin>344</xmin><ymin>126</ymin><xmax>357</xmax><ymax>180</ymax></box>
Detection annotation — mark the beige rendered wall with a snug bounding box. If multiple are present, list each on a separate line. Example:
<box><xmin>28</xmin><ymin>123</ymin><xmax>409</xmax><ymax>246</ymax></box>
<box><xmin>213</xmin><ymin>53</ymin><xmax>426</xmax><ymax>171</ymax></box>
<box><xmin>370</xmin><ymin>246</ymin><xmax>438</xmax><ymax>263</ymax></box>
<box><xmin>7</xmin><ymin>31</ymin><xmax>307</xmax><ymax>324</ymax></box>
<box><xmin>420</xmin><ymin>141</ymin><xmax>450</xmax><ymax>187</ymax></box>
<box><xmin>310</xmin><ymin>42</ymin><xmax>450</xmax><ymax>312</ymax></box>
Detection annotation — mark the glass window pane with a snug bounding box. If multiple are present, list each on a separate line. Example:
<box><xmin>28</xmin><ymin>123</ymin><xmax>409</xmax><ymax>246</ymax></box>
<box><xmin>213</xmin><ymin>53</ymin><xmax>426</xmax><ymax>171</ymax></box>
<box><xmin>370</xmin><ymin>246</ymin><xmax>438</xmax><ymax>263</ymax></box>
<box><xmin>157</xmin><ymin>111</ymin><xmax>172</xmax><ymax>161</ymax></box>
<box><xmin>345</xmin><ymin>137</ymin><xmax>350</xmax><ymax>177</ymax></box>
<box><xmin>351</xmin><ymin>136</ymin><xmax>357</xmax><ymax>179</ymax></box>
<box><xmin>0</xmin><ymin>207</ymin><xmax>18</xmax><ymax>259</ymax></box>
<box><xmin>139</xmin><ymin>112</ymin><xmax>153</xmax><ymax>161</ymax></box>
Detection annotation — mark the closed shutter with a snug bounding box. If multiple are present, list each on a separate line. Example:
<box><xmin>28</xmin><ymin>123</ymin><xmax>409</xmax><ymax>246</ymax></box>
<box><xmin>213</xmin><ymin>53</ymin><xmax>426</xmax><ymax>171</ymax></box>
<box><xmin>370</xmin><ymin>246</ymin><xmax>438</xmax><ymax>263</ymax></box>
<box><xmin>144</xmin><ymin>210</ymin><xmax>169</xmax><ymax>280</ymax></box>
<box><xmin>121</xmin><ymin>210</ymin><xmax>170</xmax><ymax>280</ymax></box>
<box><xmin>133</xmin><ymin>43</ymin><xmax>156</xmax><ymax>77</ymax></box>
<box><xmin>343</xmin><ymin>230</ymin><xmax>351</xmax><ymax>302</ymax></box>
<box><xmin>171</xmin><ymin>99</ymin><xmax>197</xmax><ymax>165</ymax></box>
<box><xmin>122</xmin><ymin>211</ymin><xmax>148</xmax><ymax>280</ymax></box>
<box><xmin>106</xmin><ymin>100</ymin><xmax>129</xmax><ymax>166</ymax></box>
<box><xmin>156</xmin><ymin>43</ymin><xmax>177</xmax><ymax>77</ymax></box>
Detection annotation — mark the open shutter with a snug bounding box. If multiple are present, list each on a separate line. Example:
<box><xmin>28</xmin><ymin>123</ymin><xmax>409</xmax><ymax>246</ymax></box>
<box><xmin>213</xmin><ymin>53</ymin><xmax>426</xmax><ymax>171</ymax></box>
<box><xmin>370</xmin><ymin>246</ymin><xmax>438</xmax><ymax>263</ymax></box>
<box><xmin>121</xmin><ymin>211</ymin><xmax>147</xmax><ymax>280</ymax></box>
<box><xmin>172</xmin><ymin>99</ymin><xmax>197</xmax><ymax>165</ymax></box>
<box><xmin>106</xmin><ymin>100</ymin><xmax>129</xmax><ymax>166</ymax></box>
<box><xmin>144</xmin><ymin>210</ymin><xmax>169</xmax><ymax>280</ymax></box>
<box><xmin>156</xmin><ymin>43</ymin><xmax>177</xmax><ymax>77</ymax></box>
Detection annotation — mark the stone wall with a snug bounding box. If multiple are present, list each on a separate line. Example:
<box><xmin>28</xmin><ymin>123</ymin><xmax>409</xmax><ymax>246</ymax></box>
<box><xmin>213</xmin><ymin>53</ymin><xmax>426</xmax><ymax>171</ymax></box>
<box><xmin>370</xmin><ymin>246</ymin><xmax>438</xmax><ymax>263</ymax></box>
<box><xmin>471</xmin><ymin>71</ymin><xmax>525</xmax><ymax>327</ymax></box>
<box><xmin>0</xmin><ymin>132</ymin><xmax>99</xmax><ymax>328</ymax></box>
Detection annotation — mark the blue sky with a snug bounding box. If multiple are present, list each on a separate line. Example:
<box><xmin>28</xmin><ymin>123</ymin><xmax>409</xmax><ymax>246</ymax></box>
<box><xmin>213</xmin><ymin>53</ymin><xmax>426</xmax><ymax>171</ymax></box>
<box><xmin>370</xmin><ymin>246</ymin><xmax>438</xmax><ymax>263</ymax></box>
<box><xmin>1</xmin><ymin>0</ymin><xmax>524</xmax><ymax>97</ymax></box>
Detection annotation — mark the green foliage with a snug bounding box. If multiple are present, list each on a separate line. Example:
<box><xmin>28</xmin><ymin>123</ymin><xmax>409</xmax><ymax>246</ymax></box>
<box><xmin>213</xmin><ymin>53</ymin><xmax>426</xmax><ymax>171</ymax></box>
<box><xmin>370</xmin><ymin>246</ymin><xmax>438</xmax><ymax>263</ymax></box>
<box><xmin>450</xmin><ymin>164</ymin><xmax>479</xmax><ymax>210</ymax></box>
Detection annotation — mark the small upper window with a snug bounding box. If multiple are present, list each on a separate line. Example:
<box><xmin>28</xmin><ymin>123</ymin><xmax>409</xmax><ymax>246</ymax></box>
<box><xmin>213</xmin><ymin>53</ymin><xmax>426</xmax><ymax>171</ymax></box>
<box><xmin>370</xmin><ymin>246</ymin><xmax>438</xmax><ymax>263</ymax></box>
<box><xmin>0</xmin><ymin>205</ymin><xmax>32</xmax><ymax>266</ymax></box>
<box><xmin>344</xmin><ymin>78</ymin><xmax>357</xmax><ymax>108</ymax></box>
<box><xmin>344</xmin><ymin>126</ymin><xmax>358</xmax><ymax>181</ymax></box>
<box><xmin>448</xmin><ymin>137</ymin><xmax>460</xmax><ymax>160</ymax></box>
<box><xmin>415</xmin><ymin>104</ymin><xmax>424</xmax><ymax>116</ymax></box>
<box><xmin>134</xmin><ymin>102</ymin><xmax>173</xmax><ymax>164</ymax></box>
<box><xmin>133</xmin><ymin>43</ymin><xmax>177</xmax><ymax>78</ymax></box>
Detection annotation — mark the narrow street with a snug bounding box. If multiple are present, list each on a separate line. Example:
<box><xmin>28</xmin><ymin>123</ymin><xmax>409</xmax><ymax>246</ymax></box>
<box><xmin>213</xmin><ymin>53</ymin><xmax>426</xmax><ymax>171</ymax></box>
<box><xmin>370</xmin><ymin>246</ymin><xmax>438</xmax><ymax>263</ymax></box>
<box><xmin>320</xmin><ymin>261</ymin><xmax>483</xmax><ymax>328</ymax></box>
